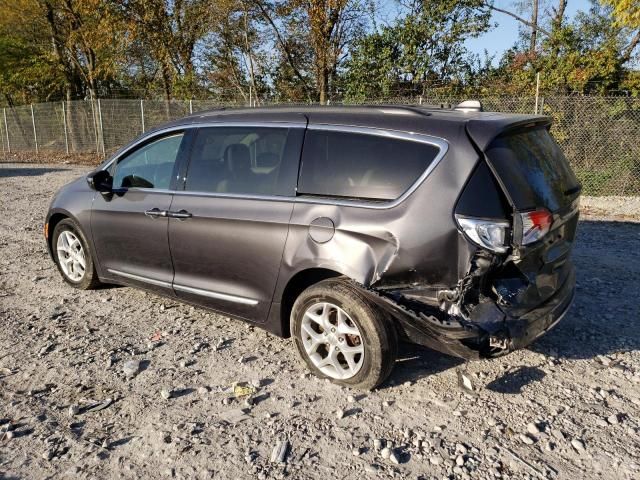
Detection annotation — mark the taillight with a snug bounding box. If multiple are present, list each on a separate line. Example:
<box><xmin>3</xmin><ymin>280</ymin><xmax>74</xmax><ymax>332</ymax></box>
<box><xmin>456</xmin><ymin>216</ymin><xmax>509</xmax><ymax>253</ymax></box>
<box><xmin>519</xmin><ymin>208</ymin><xmax>553</xmax><ymax>245</ymax></box>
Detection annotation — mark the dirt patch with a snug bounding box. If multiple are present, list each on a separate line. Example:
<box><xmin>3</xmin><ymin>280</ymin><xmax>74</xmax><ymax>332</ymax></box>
<box><xmin>581</xmin><ymin>196</ymin><xmax>640</xmax><ymax>222</ymax></box>
<box><xmin>1</xmin><ymin>164</ymin><xmax>639</xmax><ymax>479</ymax></box>
<box><xmin>1</xmin><ymin>151</ymin><xmax>104</xmax><ymax>166</ymax></box>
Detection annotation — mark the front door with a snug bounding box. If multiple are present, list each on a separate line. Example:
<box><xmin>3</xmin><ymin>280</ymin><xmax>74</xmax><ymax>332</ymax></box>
<box><xmin>91</xmin><ymin>132</ymin><xmax>187</xmax><ymax>293</ymax></box>
<box><xmin>168</xmin><ymin>125</ymin><xmax>304</xmax><ymax>321</ymax></box>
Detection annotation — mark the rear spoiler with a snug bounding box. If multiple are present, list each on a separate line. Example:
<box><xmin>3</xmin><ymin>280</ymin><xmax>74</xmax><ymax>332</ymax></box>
<box><xmin>466</xmin><ymin>115</ymin><xmax>551</xmax><ymax>151</ymax></box>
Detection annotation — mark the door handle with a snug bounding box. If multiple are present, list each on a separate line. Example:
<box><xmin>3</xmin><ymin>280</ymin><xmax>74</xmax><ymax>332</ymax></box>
<box><xmin>167</xmin><ymin>210</ymin><xmax>192</xmax><ymax>219</ymax></box>
<box><xmin>145</xmin><ymin>208</ymin><xmax>168</xmax><ymax>218</ymax></box>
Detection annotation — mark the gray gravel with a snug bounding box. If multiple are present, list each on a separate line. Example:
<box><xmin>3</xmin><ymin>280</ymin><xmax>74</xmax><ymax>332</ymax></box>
<box><xmin>1</xmin><ymin>164</ymin><xmax>640</xmax><ymax>479</ymax></box>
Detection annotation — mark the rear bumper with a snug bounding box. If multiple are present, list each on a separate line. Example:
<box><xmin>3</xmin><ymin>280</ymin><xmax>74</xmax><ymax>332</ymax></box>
<box><xmin>505</xmin><ymin>265</ymin><xmax>575</xmax><ymax>351</ymax></box>
<box><xmin>369</xmin><ymin>264</ymin><xmax>576</xmax><ymax>360</ymax></box>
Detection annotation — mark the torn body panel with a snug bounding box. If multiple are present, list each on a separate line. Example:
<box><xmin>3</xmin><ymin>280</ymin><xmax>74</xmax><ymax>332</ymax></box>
<box><xmin>366</xmin><ymin>227</ymin><xmax>577</xmax><ymax>360</ymax></box>
<box><xmin>281</xmin><ymin>217</ymin><xmax>401</xmax><ymax>287</ymax></box>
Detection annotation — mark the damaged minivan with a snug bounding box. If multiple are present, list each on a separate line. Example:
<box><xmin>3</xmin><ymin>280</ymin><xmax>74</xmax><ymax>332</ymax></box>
<box><xmin>45</xmin><ymin>104</ymin><xmax>580</xmax><ymax>389</ymax></box>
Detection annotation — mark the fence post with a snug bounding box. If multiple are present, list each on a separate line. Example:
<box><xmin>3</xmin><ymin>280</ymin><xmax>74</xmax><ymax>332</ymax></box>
<box><xmin>539</xmin><ymin>96</ymin><xmax>545</xmax><ymax>115</ymax></box>
<box><xmin>97</xmin><ymin>99</ymin><xmax>105</xmax><ymax>155</ymax></box>
<box><xmin>90</xmin><ymin>99</ymin><xmax>99</xmax><ymax>154</ymax></box>
<box><xmin>140</xmin><ymin>99</ymin><xmax>145</xmax><ymax>133</ymax></box>
<box><xmin>0</xmin><ymin>111</ymin><xmax>5</xmax><ymax>159</ymax></box>
<box><xmin>189</xmin><ymin>99</ymin><xmax>193</xmax><ymax>115</ymax></box>
<box><xmin>31</xmin><ymin>104</ymin><xmax>38</xmax><ymax>154</ymax></box>
<box><xmin>534</xmin><ymin>72</ymin><xmax>540</xmax><ymax>114</ymax></box>
<box><xmin>62</xmin><ymin>101</ymin><xmax>69</xmax><ymax>154</ymax></box>
<box><xmin>3</xmin><ymin>108</ymin><xmax>9</xmax><ymax>153</ymax></box>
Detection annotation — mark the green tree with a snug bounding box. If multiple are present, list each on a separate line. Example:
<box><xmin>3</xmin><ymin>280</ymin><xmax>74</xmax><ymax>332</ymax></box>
<box><xmin>0</xmin><ymin>0</ymin><xmax>62</xmax><ymax>104</ymax></box>
<box><xmin>343</xmin><ymin>0</ymin><xmax>491</xmax><ymax>101</ymax></box>
<box><xmin>487</xmin><ymin>1</ymin><xmax>638</xmax><ymax>95</ymax></box>
<box><xmin>600</xmin><ymin>0</ymin><xmax>640</xmax><ymax>27</ymax></box>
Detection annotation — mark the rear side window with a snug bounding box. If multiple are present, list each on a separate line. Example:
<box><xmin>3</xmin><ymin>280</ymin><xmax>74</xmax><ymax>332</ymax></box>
<box><xmin>486</xmin><ymin>127</ymin><xmax>580</xmax><ymax>212</ymax></box>
<box><xmin>298</xmin><ymin>130</ymin><xmax>441</xmax><ymax>201</ymax></box>
<box><xmin>185</xmin><ymin>127</ymin><xmax>302</xmax><ymax>196</ymax></box>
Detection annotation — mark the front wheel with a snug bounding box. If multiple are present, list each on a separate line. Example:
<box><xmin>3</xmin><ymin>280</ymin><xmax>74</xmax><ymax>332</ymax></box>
<box><xmin>291</xmin><ymin>278</ymin><xmax>397</xmax><ymax>390</ymax></box>
<box><xmin>52</xmin><ymin>218</ymin><xmax>101</xmax><ymax>290</ymax></box>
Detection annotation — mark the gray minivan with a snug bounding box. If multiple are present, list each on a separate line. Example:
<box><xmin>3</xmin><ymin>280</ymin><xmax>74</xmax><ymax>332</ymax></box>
<box><xmin>45</xmin><ymin>105</ymin><xmax>580</xmax><ymax>389</ymax></box>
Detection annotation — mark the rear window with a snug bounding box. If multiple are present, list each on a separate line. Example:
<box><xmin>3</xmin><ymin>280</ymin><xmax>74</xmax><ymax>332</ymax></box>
<box><xmin>486</xmin><ymin>127</ymin><xmax>580</xmax><ymax>212</ymax></box>
<box><xmin>298</xmin><ymin>130</ymin><xmax>440</xmax><ymax>201</ymax></box>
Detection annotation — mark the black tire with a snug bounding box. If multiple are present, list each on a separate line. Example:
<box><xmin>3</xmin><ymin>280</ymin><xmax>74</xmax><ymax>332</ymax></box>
<box><xmin>51</xmin><ymin>218</ymin><xmax>101</xmax><ymax>290</ymax></box>
<box><xmin>291</xmin><ymin>278</ymin><xmax>398</xmax><ymax>390</ymax></box>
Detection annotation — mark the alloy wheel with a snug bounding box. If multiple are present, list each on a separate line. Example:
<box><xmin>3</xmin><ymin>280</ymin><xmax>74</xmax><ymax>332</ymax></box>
<box><xmin>300</xmin><ymin>302</ymin><xmax>365</xmax><ymax>379</ymax></box>
<box><xmin>56</xmin><ymin>230</ymin><xmax>86</xmax><ymax>282</ymax></box>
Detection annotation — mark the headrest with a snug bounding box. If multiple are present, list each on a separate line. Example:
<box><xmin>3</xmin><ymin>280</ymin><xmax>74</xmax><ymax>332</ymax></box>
<box><xmin>224</xmin><ymin>144</ymin><xmax>251</xmax><ymax>175</ymax></box>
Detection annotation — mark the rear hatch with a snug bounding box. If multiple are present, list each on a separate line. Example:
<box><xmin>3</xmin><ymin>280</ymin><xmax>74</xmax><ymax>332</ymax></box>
<box><xmin>471</xmin><ymin>120</ymin><xmax>581</xmax><ymax>315</ymax></box>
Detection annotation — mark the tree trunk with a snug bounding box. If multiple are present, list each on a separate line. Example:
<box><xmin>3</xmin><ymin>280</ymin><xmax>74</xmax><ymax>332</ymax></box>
<box><xmin>530</xmin><ymin>0</ymin><xmax>539</xmax><ymax>53</ymax></box>
<box><xmin>550</xmin><ymin>0</ymin><xmax>567</xmax><ymax>59</ymax></box>
<box><xmin>161</xmin><ymin>59</ymin><xmax>173</xmax><ymax>119</ymax></box>
<box><xmin>319</xmin><ymin>65</ymin><xmax>328</xmax><ymax>105</ymax></box>
<box><xmin>243</xmin><ymin>7</ymin><xmax>259</xmax><ymax>105</ymax></box>
<box><xmin>65</xmin><ymin>89</ymin><xmax>79</xmax><ymax>152</ymax></box>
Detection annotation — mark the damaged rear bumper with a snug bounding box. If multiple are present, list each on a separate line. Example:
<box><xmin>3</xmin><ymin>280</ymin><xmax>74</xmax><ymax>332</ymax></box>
<box><xmin>366</xmin><ymin>265</ymin><xmax>576</xmax><ymax>360</ymax></box>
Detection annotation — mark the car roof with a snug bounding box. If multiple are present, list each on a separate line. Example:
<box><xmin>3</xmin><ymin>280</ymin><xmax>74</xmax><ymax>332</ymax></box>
<box><xmin>155</xmin><ymin>104</ymin><xmax>549</xmax><ymax>146</ymax></box>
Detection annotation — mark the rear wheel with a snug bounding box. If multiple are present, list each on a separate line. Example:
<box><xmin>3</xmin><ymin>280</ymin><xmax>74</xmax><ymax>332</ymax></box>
<box><xmin>291</xmin><ymin>278</ymin><xmax>397</xmax><ymax>390</ymax></box>
<box><xmin>52</xmin><ymin>219</ymin><xmax>101</xmax><ymax>290</ymax></box>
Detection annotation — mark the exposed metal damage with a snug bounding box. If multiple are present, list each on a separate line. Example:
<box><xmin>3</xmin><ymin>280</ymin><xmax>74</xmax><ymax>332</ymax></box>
<box><xmin>364</xmin><ymin>245</ymin><xmax>575</xmax><ymax>361</ymax></box>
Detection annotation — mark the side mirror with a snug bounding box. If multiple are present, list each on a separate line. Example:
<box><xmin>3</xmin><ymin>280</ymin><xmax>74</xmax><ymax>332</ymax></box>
<box><xmin>87</xmin><ymin>170</ymin><xmax>113</xmax><ymax>193</ymax></box>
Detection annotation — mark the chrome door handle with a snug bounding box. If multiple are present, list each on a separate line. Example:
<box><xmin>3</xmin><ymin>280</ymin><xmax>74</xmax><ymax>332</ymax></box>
<box><xmin>167</xmin><ymin>210</ymin><xmax>192</xmax><ymax>219</ymax></box>
<box><xmin>145</xmin><ymin>208</ymin><xmax>168</xmax><ymax>218</ymax></box>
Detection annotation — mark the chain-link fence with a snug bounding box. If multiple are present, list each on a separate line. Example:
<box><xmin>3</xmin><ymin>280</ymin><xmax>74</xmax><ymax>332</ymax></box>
<box><xmin>1</xmin><ymin>96</ymin><xmax>639</xmax><ymax>197</ymax></box>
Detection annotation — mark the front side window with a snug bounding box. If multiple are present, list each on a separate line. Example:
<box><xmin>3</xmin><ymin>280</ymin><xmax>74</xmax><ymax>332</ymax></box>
<box><xmin>113</xmin><ymin>133</ymin><xmax>184</xmax><ymax>189</ymax></box>
<box><xmin>185</xmin><ymin>127</ymin><xmax>296</xmax><ymax>196</ymax></box>
<box><xmin>298</xmin><ymin>130</ymin><xmax>440</xmax><ymax>201</ymax></box>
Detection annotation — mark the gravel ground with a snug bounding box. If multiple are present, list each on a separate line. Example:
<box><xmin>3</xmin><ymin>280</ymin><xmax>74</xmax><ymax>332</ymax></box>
<box><xmin>1</xmin><ymin>164</ymin><xmax>640</xmax><ymax>480</ymax></box>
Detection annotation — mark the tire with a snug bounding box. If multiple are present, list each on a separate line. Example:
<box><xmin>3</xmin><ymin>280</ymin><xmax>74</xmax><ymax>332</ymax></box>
<box><xmin>291</xmin><ymin>278</ymin><xmax>398</xmax><ymax>390</ymax></box>
<box><xmin>52</xmin><ymin>218</ymin><xmax>101</xmax><ymax>290</ymax></box>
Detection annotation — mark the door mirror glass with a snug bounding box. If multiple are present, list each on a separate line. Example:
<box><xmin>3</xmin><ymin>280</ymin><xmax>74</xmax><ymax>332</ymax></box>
<box><xmin>87</xmin><ymin>170</ymin><xmax>113</xmax><ymax>192</ymax></box>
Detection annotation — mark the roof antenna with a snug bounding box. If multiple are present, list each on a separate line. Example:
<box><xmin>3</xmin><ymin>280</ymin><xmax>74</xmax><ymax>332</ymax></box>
<box><xmin>454</xmin><ymin>100</ymin><xmax>483</xmax><ymax>112</ymax></box>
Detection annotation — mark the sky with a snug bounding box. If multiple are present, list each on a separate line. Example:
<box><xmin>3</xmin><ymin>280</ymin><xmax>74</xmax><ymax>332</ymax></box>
<box><xmin>466</xmin><ymin>0</ymin><xmax>593</xmax><ymax>62</ymax></box>
<box><xmin>377</xmin><ymin>0</ymin><xmax>595</xmax><ymax>64</ymax></box>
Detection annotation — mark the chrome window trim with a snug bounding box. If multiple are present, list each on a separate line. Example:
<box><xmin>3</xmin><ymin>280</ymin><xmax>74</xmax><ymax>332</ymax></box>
<box><xmin>173</xmin><ymin>284</ymin><xmax>259</xmax><ymax>306</ymax></box>
<box><xmin>112</xmin><ymin>187</ymin><xmax>175</xmax><ymax>195</ymax></box>
<box><xmin>173</xmin><ymin>190</ymin><xmax>295</xmax><ymax>203</ymax></box>
<box><xmin>102</xmin><ymin>121</ymin><xmax>306</xmax><ymax>171</ymax></box>
<box><xmin>107</xmin><ymin>269</ymin><xmax>172</xmax><ymax>288</ymax></box>
<box><xmin>101</xmin><ymin>122</ymin><xmax>449</xmax><ymax>210</ymax></box>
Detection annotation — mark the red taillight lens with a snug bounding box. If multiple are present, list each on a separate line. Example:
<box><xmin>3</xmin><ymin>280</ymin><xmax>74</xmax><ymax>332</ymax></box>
<box><xmin>519</xmin><ymin>209</ymin><xmax>553</xmax><ymax>245</ymax></box>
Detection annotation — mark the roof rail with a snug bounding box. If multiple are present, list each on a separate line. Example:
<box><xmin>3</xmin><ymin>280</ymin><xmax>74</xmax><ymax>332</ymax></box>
<box><xmin>454</xmin><ymin>100</ymin><xmax>483</xmax><ymax>112</ymax></box>
<box><xmin>194</xmin><ymin>106</ymin><xmax>228</xmax><ymax>117</ymax></box>
<box><xmin>363</xmin><ymin>104</ymin><xmax>433</xmax><ymax>117</ymax></box>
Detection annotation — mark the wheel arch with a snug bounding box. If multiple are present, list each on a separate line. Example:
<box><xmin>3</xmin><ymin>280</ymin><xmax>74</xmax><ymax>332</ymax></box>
<box><xmin>46</xmin><ymin>209</ymin><xmax>100</xmax><ymax>277</ymax></box>
<box><xmin>46</xmin><ymin>210</ymin><xmax>73</xmax><ymax>257</ymax></box>
<box><xmin>279</xmin><ymin>267</ymin><xmax>344</xmax><ymax>337</ymax></box>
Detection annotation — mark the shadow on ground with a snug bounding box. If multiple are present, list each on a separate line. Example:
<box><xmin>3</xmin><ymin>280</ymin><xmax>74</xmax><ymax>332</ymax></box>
<box><xmin>384</xmin><ymin>344</ymin><xmax>464</xmax><ymax>389</ymax></box>
<box><xmin>0</xmin><ymin>166</ymin><xmax>69</xmax><ymax>177</ymax></box>
<box><xmin>531</xmin><ymin>220</ymin><xmax>640</xmax><ymax>360</ymax></box>
<box><xmin>485</xmin><ymin>366</ymin><xmax>546</xmax><ymax>394</ymax></box>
